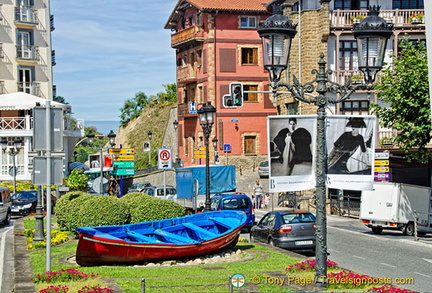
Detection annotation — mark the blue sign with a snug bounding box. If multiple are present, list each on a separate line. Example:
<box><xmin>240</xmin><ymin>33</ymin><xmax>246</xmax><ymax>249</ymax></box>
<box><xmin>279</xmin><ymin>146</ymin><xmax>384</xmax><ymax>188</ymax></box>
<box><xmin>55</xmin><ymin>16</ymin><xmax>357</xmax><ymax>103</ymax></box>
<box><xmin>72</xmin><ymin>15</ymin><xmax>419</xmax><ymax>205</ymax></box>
<box><xmin>223</xmin><ymin>144</ymin><xmax>231</xmax><ymax>152</ymax></box>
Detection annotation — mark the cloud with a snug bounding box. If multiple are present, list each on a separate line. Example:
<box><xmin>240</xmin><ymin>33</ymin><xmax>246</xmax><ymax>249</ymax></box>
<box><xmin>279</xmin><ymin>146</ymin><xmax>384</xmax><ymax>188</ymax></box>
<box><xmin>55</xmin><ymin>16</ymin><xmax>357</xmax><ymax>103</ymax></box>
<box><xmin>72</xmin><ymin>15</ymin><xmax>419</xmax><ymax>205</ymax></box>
<box><xmin>51</xmin><ymin>1</ymin><xmax>177</xmax><ymax>121</ymax></box>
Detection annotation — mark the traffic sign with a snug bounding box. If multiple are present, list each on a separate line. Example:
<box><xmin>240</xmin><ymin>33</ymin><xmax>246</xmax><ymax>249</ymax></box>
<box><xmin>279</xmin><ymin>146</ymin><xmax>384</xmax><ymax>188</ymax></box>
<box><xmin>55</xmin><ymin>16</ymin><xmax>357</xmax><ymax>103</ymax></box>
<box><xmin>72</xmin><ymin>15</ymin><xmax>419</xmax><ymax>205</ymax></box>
<box><xmin>223</xmin><ymin>144</ymin><xmax>231</xmax><ymax>152</ymax></box>
<box><xmin>375</xmin><ymin>160</ymin><xmax>389</xmax><ymax>166</ymax></box>
<box><xmin>374</xmin><ymin>152</ymin><xmax>390</xmax><ymax>159</ymax></box>
<box><xmin>112</xmin><ymin>169</ymin><xmax>135</xmax><ymax>176</ymax></box>
<box><xmin>113</xmin><ymin>154</ymin><xmax>135</xmax><ymax>161</ymax></box>
<box><xmin>158</xmin><ymin>148</ymin><xmax>172</xmax><ymax>169</ymax></box>
<box><xmin>109</xmin><ymin>148</ymin><xmax>135</xmax><ymax>155</ymax></box>
<box><xmin>113</xmin><ymin>161</ymin><xmax>135</xmax><ymax>168</ymax></box>
<box><xmin>374</xmin><ymin>166</ymin><xmax>389</xmax><ymax>173</ymax></box>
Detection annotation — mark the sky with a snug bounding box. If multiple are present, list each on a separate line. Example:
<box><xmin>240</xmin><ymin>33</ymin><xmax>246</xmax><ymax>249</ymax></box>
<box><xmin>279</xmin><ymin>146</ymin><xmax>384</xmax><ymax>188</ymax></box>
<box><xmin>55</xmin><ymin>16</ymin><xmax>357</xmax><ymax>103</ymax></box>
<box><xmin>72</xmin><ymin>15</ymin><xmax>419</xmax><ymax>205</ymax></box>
<box><xmin>50</xmin><ymin>1</ymin><xmax>178</xmax><ymax>122</ymax></box>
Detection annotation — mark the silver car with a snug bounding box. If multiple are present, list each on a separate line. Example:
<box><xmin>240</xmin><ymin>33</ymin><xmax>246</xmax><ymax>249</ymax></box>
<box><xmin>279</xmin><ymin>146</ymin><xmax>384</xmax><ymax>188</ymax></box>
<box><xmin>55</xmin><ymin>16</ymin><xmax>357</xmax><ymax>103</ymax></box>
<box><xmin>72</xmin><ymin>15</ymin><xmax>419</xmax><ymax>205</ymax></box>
<box><xmin>250</xmin><ymin>211</ymin><xmax>316</xmax><ymax>253</ymax></box>
<box><xmin>141</xmin><ymin>186</ymin><xmax>177</xmax><ymax>200</ymax></box>
<box><xmin>258</xmin><ymin>160</ymin><xmax>269</xmax><ymax>178</ymax></box>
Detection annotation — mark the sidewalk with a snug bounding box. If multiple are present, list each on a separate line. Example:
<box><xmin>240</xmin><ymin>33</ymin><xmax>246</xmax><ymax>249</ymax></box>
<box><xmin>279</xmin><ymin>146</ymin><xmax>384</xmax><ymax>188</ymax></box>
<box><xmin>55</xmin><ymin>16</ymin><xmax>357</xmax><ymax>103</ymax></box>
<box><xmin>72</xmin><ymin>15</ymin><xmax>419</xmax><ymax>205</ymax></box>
<box><xmin>13</xmin><ymin>217</ymin><xmax>36</xmax><ymax>293</ymax></box>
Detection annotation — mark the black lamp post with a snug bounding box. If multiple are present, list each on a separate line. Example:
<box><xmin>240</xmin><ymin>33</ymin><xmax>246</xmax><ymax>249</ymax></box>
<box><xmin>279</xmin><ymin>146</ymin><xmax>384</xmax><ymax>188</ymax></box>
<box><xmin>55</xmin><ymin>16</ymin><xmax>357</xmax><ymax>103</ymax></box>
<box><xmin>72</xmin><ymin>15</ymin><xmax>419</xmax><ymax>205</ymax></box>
<box><xmin>147</xmin><ymin>131</ymin><xmax>153</xmax><ymax>167</ymax></box>
<box><xmin>87</xmin><ymin>130</ymin><xmax>116</xmax><ymax>194</ymax></box>
<box><xmin>1</xmin><ymin>138</ymin><xmax>22</xmax><ymax>194</ymax></box>
<box><xmin>258</xmin><ymin>2</ymin><xmax>392</xmax><ymax>285</ymax></box>
<box><xmin>197</xmin><ymin>102</ymin><xmax>216</xmax><ymax>212</ymax></box>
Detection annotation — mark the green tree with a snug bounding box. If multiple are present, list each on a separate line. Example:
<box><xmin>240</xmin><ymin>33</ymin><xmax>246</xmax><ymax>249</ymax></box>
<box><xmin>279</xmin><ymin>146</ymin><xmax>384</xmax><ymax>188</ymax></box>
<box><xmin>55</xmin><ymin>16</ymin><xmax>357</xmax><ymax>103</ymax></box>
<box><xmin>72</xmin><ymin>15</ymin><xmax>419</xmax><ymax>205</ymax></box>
<box><xmin>371</xmin><ymin>39</ymin><xmax>431</xmax><ymax>163</ymax></box>
<box><xmin>64</xmin><ymin>169</ymin><xmax>89</xmax><ymax>191</ymax></box>
<box><xmin>119</xmin><ymin>84</ymin><xmax>177</xmax><ymax>126</ymax></box>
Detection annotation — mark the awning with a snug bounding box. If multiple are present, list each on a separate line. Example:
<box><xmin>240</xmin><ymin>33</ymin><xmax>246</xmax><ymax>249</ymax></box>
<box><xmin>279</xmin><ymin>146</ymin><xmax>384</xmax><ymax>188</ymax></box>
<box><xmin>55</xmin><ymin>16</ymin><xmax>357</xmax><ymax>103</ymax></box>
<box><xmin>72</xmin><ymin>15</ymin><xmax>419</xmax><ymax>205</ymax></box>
<box><xmin>0</xmin><ymin>92</ymin><xmax>71</xmax><ymax>111</ymax></box>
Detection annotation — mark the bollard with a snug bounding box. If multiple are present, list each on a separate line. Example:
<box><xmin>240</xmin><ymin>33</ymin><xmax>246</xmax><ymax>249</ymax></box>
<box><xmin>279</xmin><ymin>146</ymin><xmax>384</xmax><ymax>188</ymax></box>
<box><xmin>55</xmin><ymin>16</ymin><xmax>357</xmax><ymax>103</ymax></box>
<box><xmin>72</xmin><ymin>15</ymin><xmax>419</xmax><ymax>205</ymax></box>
<box><xmin>414</xmin><ymin>211</ymin><xmax>418</xmax><ymax>241</ymax></box>
<box><xmin>141</xmin><ymin>278</ymin><xmax>145</xmax><ymax>293</ymax></box>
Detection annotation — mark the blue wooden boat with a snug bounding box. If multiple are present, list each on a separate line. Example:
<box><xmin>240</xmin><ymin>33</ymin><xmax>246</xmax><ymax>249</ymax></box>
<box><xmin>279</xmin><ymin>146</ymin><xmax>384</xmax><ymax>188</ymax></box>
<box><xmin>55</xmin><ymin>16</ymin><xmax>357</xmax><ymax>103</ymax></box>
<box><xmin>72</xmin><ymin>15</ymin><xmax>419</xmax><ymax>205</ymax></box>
<box><xmin>76</xmin><ymin>210</ymin><xmax>246</xmax><ymax>266</ymax></box>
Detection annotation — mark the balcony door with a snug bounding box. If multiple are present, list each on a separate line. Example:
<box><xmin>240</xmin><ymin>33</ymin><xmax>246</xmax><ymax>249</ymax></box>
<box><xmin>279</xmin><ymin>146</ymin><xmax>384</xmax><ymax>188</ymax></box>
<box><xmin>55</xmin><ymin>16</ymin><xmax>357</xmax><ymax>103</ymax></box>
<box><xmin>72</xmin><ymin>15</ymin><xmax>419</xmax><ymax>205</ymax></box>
<box><xmin>17</xmin><ymin>31</ymin><xmax>32</xmax><ymax>59</ymax></box>
<box><xmin>18</xmin><ymin>0</ymin><xmax>33</xmax><ymax>22</ymax></box>
<box><xmin>18</xmin><ymin>68</ymin><xmax>32</xmax><ymax>93</ymax></box>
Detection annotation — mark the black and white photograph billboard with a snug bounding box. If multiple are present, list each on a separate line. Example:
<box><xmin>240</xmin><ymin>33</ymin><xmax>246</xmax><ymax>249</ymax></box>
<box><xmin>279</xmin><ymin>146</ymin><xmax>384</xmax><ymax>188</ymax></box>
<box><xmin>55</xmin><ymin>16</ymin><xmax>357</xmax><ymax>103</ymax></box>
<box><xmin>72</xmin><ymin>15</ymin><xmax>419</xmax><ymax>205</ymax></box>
<box><xmin>268</xmin><ymin>115</ymin><xmax>317</xmax><ymax>192</ymax></box>
<box><xmin>326</xmin><ymin>115</ymin><xmax>376</xmax><ymax>190</ymax></box>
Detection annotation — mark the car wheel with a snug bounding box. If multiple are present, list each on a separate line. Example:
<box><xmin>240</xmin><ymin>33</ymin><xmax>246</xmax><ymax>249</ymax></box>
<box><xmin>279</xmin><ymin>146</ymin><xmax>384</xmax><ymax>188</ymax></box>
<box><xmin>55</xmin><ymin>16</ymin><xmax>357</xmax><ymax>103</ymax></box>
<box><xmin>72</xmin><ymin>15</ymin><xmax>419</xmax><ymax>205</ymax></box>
<box><xmin>403</xmin><ymin>223</ymin><xmax>414</xmax><ymax>236</ymax></box>
<box><xmin>371</xmin><ymin>227</ymin><xmax>383</xmax><ymax>234</ymax></box>
<box><xmin>269</xmin><ymin>238</ymin><xmax>277</xmax><ymax>247</ymax></box>
<box><xmin>2</xmin><ymin>210</ymin><xmax>11</xmax><ymax>225</ymax></box>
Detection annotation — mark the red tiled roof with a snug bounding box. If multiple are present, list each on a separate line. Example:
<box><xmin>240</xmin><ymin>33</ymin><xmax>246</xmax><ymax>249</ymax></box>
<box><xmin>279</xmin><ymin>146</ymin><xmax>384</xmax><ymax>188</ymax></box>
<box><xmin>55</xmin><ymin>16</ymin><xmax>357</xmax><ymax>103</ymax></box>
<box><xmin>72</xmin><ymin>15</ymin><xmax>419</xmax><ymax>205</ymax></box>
<box><xmin>188</xmin><ymin>0</ymin><xmax>268</xmax><ymax>12</ymax></box>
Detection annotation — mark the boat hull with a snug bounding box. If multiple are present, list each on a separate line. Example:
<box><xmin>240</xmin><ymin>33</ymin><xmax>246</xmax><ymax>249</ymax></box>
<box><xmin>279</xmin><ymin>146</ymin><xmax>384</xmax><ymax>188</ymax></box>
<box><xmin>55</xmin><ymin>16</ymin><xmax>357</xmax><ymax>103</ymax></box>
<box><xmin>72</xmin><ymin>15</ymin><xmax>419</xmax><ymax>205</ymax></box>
<box><xmin>76</xmin><ymin>211</ymin><xmax>245</xmax><ymax>266</ymax></box>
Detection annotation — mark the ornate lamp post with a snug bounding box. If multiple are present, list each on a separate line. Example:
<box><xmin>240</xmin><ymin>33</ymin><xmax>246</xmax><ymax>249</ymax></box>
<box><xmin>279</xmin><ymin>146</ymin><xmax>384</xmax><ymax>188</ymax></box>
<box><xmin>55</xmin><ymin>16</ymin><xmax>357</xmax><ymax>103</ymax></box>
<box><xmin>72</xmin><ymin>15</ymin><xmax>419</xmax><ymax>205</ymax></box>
<box><xmin>197</xmin><ymin>102</ymin><xmax>216</xmax><ymax>212</ymax></box>
<box><xmin>258</xmin><ymin>1</ymin><xmax>392</xmax><ymax>285</ymax></box>
<box><xmin>147</xmin><ymin>130</ymin><xmax>153</xmax><ymax>167</ymax></box>
<box><xmin>87</xmin><ymin>130</ymin><xmax>116</xmax><ymax>194</ymax></box>
<box><xmin>1</xmin><ymin>138</ymin><xmax>22</xmax><ymax>194</ymax></box>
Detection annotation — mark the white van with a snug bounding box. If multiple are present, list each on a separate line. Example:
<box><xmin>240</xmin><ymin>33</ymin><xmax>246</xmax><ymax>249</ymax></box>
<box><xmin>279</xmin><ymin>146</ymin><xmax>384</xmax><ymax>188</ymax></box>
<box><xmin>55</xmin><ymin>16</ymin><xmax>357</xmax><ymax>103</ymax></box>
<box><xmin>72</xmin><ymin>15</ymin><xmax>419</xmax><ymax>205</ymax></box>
<box><xmin>0</xmin><ymin>186</ymin><xmax>11</xmax><ymax>225</ymax></box>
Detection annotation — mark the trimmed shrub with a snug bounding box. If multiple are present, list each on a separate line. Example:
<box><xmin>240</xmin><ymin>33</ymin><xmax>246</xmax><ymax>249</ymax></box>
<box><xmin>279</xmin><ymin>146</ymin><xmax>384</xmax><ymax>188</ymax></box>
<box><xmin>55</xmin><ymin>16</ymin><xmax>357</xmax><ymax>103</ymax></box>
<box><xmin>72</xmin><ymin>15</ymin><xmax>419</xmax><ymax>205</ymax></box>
<box><xmin>121</xmin><ymin>193</ymin><xmax>185</xmax><ymax>223</ymax></box>
<box><xmin>76</xmin><ymin>196</ymin><xmax>130</xmax><ymax>228</ymax></box>
<box><xmin>55</xmin><ymin>191</ymin><xmax>90</xmax><ymax>231</ymax></box>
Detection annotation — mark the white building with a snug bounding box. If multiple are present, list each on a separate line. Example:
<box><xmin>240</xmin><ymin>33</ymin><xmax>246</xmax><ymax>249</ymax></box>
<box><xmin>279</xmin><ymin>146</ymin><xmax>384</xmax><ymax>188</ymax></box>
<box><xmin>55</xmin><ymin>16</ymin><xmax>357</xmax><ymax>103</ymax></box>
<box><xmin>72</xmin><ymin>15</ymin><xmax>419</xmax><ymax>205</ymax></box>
<box><xmin>0</xmin><ymin>0</ymin><xmax>82</xmax><ymax>183</ymax></box>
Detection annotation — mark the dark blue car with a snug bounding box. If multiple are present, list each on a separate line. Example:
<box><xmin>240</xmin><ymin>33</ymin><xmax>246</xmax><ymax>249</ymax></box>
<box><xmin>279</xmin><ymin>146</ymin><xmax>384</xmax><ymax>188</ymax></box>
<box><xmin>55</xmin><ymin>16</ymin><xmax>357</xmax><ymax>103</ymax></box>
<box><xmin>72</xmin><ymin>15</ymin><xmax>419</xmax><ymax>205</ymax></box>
<box><xmin>210</xmin><ymin>193</ymin><xmax>255</xmax><ymax>231</ymax></box>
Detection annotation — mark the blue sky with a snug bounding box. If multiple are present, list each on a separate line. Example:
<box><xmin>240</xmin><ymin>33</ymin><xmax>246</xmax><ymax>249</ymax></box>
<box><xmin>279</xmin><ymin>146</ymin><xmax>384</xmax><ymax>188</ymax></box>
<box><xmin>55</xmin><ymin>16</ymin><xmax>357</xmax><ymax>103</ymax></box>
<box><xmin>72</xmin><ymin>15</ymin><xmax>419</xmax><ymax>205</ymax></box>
<box><xmin>51</xmin><ymin>1</ymin><xmax>177</xmax><ymax>122</ymax></box>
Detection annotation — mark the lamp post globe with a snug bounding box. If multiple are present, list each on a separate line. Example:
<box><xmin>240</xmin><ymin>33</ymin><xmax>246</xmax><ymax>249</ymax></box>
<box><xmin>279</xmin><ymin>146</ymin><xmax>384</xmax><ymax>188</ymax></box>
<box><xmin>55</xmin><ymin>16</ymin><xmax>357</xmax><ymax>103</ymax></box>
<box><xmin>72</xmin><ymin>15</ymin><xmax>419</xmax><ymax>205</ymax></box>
<box><xmin>257</xmin><ymin>0</ymin><xmax>297</xmax><ymax>85</ymax></box>
<box><xmin>197</xmin><ymin>102</ymin><xmax>217</xmax><ymax>212</ymax></box>
<box><xmin>353</xmin><ymin>5</ymin><xmax>394</xmax><ymax>84</ymax></box>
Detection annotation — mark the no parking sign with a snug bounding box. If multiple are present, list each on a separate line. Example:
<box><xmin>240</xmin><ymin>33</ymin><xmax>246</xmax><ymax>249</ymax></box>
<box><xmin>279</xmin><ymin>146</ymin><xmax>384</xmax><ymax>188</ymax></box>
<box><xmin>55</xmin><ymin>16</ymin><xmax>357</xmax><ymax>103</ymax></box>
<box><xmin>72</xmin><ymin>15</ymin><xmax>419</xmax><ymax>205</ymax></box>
<box><xmin>158</xmin><ymin>148</ymin><xmax>172</xmax><ymax>169</ymax></box>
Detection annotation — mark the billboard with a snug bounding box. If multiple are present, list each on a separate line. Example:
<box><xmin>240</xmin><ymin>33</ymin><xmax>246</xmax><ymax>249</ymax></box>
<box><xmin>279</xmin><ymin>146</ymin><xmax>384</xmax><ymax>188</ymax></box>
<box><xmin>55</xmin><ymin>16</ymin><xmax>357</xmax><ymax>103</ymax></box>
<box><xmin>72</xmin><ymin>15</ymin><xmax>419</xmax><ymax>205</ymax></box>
<box><xmin>268</xmin><ymin>115</ymin><xmax>317</xmax><ymax>192</ymax></box>
<box><xmin>326</xmin><ymin>115</ymin><xmax>376</xmax><ymax>191</ymax></box>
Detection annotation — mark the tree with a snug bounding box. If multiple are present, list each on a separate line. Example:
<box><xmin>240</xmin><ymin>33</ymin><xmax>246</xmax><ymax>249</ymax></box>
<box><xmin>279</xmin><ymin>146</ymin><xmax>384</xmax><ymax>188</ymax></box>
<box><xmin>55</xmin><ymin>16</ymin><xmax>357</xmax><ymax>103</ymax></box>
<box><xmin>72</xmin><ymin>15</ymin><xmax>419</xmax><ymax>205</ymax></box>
<box><xmin>370</xmin><ymin>39</ymin><xmax>431</xmax><ymax>163</ymax></box>
<box><xmin>64</xmin><ymin>169</ymin><xmax>88</xmax><ymax>191</ymax></box>
<box><xmin>118</xmin><ymin>84</ymin><xmax>177</xmax><ymax>126</ymax></box>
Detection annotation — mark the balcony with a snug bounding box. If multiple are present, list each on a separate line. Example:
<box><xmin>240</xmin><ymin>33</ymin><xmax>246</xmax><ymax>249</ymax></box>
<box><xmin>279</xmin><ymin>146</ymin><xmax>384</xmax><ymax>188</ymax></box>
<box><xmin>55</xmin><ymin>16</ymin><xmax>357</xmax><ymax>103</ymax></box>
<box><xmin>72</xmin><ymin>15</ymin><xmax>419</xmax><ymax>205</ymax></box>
<box><xmin>171</xmin><ymin>25</ymin><xmax>204</xmax><ymax>48</ymax></box>
<box><xmin>16</xmin><ymin>45</ymin><xmax>38</xmax><ymax>61</ymax></box>
<box><xmin>177</xmin><ymin>65</ymin><xmax>198</xmax><ymax>84</ymax></box>
<box><xmin>17</xmin><ymin>82</ymin><xmax>45</xmax><ymax>98</ymax></box>
<box><xmin>14</xmin><ymin>6</ymin><xmax>37</xmax><ymax>27</ymax></box>
<box><xmin>331</xmin><ymin>9</ymin><xmax>425</xmax><ymax>31</ymax></box>
<box><xmin>178</xmin><ymin>102</ymin><xmax>198</xmax><ymax>118</ymax></box>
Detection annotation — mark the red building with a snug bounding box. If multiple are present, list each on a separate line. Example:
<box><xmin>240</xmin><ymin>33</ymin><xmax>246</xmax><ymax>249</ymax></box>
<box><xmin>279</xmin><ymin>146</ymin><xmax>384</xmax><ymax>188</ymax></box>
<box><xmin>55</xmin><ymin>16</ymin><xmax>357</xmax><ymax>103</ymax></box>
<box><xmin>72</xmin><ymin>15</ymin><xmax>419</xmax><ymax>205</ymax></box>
<box><xmin>165</xmin><ymin>0</ymin><xmax>276</xmax><ymax>167</ymax></box>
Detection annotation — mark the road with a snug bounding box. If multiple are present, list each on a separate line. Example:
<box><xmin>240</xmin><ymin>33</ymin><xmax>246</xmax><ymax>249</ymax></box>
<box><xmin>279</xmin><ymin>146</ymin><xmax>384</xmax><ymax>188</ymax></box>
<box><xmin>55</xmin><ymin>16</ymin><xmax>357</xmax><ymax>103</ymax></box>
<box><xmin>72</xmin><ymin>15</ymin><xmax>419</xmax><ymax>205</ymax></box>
<box><xmin>248</xmin><ymin>209</ymin><xmax>432</xmax><ymax>292</ymax></box>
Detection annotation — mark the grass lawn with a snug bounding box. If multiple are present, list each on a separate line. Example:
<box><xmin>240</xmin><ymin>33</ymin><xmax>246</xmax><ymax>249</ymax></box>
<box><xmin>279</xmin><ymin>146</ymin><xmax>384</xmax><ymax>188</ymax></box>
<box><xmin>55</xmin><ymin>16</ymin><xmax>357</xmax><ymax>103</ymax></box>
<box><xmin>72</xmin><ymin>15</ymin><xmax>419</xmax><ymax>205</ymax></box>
<box><xmin>25</xmin><ymin>218</ymin><xmax>416</xmax><ymax>293</ymax></box>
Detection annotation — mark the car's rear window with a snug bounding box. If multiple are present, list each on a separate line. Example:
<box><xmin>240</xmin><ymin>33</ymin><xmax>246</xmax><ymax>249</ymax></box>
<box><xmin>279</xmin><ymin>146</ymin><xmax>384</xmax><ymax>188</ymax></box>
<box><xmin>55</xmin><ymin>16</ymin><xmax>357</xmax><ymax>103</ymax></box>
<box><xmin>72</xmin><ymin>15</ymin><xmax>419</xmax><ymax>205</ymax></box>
<box><xmin>260</xmin><ymin>161</ymin><xmax>269</xmax><ymax>167</ymax></box>
<box><xmin>282</xmin><ymin>213</ymin><xmax>316</xmax><ymax>224</ymax></box>
<box><xmin>222</xmin><ymin>198</ymin><xmax>250</xmax><ymax>210</ymax></box>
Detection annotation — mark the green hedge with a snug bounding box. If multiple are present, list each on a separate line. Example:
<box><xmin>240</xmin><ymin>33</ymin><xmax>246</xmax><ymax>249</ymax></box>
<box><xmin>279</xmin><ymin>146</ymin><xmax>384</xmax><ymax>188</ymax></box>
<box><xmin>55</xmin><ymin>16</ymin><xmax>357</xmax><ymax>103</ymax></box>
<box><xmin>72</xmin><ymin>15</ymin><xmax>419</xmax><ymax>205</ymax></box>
<box><xmin>121</xmin><ymin>193</ymin><xmax>185</xmax><ymax>223</ymax></box>
<box><xmin>56</xmin><ymin>191</ymin><xmax>185</xmax><ymax>232</ymax></box>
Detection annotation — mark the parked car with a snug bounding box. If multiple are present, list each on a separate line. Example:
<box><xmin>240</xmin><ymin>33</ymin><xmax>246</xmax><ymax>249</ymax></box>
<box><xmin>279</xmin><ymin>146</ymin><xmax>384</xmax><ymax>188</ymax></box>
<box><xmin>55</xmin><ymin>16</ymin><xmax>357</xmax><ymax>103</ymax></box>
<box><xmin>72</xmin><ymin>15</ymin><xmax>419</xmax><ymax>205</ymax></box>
<box><xmin>257</xmin><ymin>160</ymin><xmax>269</xmax><ymax>178</ymax></box>
<box><xmin>0</xmin><ymin>186</ymin><xmax>11</xmax><ymax>225</ymax></box>
<box><xmin>127</xmin><ymin>182</ymin><xmax>152</xmax><ymax>193</ymax></box>
<box><xmin>141</xmin><ymin>186</ymin><xmax>177</xmax><ymax>200</ymax></box>
<box><xmin>11</xmin><ymin>190</ymin><xmax>38</xmax><ymax>217</ymax></box>
<box><xmin>210</xmin><ymin>193</ymin><xmax>255</xmax><ymax>231</ymax></box>
<box><xmin>250</xmin><ymin>211</ymin><xmax>316</xmax><ymax>253</ymax></box>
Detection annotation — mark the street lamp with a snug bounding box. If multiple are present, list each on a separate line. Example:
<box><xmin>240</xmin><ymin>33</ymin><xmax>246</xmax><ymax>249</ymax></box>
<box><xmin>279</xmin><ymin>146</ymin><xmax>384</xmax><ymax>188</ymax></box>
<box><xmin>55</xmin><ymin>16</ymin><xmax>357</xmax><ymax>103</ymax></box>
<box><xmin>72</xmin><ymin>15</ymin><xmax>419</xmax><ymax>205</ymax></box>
<box><xmin>173</xmin><ymin>120</ymin><xmax>179</xmax><ymax>130</ymax></box>
<box><xmin>86</xmin><ymin>130</ymin><xmax>116</xmax><ymax>194</ymax></box>
<box><xmin>1</xmin><ymin>138</ymin><xmax>22</xmax><ymax>194</ymax></box>
<box><xmin>147</xmin><ymin>131</ymin><xmax>152</xmax><ymax>167</ymax></box>
<box><xmin>258</xmin><ymin>2</ymin><xmax>392</xmax><ymax>285</ymax></box>
<box><xmin>197</xmin><ymin>102</ymin><xmax>216</xmax><ymax>212</ymax></box>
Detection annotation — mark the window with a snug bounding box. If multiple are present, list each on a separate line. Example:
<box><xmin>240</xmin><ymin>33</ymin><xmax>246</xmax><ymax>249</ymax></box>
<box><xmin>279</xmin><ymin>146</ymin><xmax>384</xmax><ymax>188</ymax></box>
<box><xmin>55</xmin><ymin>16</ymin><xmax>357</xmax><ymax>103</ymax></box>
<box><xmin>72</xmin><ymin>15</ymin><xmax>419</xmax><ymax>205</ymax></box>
<box><xmin>286</xmin><ymin>102</ymin><xmax>298</xmax><ymax>115</ymax></box>
<box><xmin>393</xmin><ymin>0</ymin><xmax>423</xmax><ymax>9</ymax></box>
<box><xmin>341</xmin><ymin>100</ymin><xmax>369</xmax><ymax>114</ymax></box>
<box><xmin>18</xmin><ymin>67</ymin><xmax>33</xmax><ymax>93</ymax></box>
<box><xmin>17</xmin><ymin>31</ymin><xmax>33</xmax><ymax>59</ymax></box>
<box><xmin>244</xmin><ymin>85</ymin><xmax>258</xmax><ymax>102</ymax></box>
<box><xmin>240</xmin><ymin>16</ymin><xmax>257</xmax><ymax>28</ymax></box>
<box><xmin>339</xmin><ymin>40</ymin><xmax>358</xmax><ymax>70</ymax></box>
<box><xmin>334</xmin><ymin>0</ymin><xmax>368</xmax><ymax>10</ymax></box>
<box><xmin>241</xmin><ymin>48</ymin><xmax>258</xmax><ymax>65</ymax></box>
<box><xmin>244</xmin><ymin>135</ymin><xmax>256</xmax><ymax>154</ymax></box>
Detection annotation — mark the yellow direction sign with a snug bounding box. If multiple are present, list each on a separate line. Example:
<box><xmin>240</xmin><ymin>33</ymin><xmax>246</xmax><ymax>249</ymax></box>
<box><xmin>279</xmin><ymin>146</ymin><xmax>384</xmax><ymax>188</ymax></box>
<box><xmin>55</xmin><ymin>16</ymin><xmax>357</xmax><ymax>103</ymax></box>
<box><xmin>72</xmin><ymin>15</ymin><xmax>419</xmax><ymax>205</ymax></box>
<box><xmin>374</xmin><ymin>160</ymin><xmax>389</xmax><ymax>166</ymax></box>
<box><xmin>113</xmin><ymin>154</ymin><xmax>135</xmax><ymax>161</ymax></box>
<box><xmin>109</xmin><ymin>148</ymin><xmax>135</xmax><ymax>155</ymax></box>
<box><xmin>194</xmin><ymin>147</ymin><xmax>207</xmax><ymax>158</ymax></box>
<box><xmin>374</xmin><ymin>166</ymin><xmax>389</xmax><ymax>173</ymax></box>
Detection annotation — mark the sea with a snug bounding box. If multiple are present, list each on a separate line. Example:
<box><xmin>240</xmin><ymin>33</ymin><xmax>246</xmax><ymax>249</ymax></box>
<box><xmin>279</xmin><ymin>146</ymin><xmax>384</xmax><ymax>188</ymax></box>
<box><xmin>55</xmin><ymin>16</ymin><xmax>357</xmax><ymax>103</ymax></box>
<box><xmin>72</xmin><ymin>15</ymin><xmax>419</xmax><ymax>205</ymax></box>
<box><xmin>85</xmin><ymin>120</ymin><xmax>120</xmax><ymax>134</ymax></box>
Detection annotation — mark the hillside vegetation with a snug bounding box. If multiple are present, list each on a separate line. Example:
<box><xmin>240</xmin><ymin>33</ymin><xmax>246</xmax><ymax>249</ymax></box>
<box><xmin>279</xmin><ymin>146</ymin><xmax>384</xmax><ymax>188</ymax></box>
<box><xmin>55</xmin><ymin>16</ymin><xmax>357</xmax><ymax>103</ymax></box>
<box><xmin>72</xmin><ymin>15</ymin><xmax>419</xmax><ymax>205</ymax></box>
<box><xmin>115</xmin><ymin>104</ymin><xmax>175</xmax><ymax>169</ymax></box>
